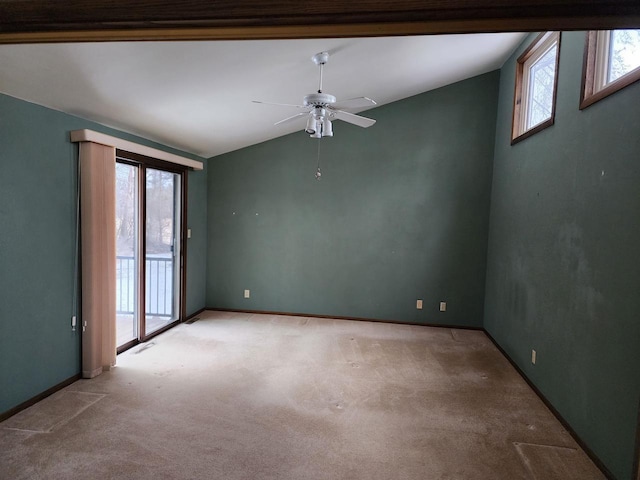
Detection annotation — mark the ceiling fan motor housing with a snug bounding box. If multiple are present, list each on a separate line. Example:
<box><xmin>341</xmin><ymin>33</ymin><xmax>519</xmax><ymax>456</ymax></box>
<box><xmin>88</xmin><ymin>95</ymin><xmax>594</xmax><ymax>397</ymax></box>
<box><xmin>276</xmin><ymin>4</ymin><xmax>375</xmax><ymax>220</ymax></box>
<box><xmin>303</xmin><ymin>93</ymin><xmax>336</xmax><ymax>107</ymax></box>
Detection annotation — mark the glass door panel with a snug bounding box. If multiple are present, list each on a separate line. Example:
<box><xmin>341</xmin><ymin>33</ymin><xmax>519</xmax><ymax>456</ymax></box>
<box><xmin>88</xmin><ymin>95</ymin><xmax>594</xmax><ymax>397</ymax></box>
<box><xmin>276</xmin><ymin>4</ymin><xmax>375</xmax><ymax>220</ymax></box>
<box><xmin>145</xmin><ymin>168</ymin><xmax>180</xmax><ymax>335</ymax></box>
<box><xmin>116</xmin><ymin>157</ymin><xmax>183</xmax><ymax>352</ymax></box>
<box><xmin>115</xmin><ymin>163</ymin><xmax>139</xmax><ymax>348</ymax></box>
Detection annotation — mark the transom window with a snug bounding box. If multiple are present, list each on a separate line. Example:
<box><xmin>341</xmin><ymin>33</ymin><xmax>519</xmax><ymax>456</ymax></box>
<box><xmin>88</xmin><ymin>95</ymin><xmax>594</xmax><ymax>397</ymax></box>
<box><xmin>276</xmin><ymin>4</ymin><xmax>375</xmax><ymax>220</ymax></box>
<box><xmin>511</xmin><ymin>32</ymin><xmax>561</xmax><ymax>144</ymax></box>
<box><xmin>581</xmin><ymin>29</ymin><xmax>640</xmax><ymax>109</ymax></box>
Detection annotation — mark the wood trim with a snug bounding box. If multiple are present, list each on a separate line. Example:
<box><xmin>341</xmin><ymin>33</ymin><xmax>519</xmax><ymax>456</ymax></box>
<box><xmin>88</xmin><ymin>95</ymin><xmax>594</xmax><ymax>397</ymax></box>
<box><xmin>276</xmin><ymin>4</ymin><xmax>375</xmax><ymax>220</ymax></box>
<box><xmin>0</xmin><ymin>374</ymin><xmax>81</xmax><ymax>423</ymax></box>
<box><xmin>205</xmin><ymin>307</ymin><xmax>484</xmax><ymax>330</ymax></box>
<box><xmin>511</xmin><ymin>32</ymin><xmax>561</xmax><ymax>145</ymax></box>
<box><xmin>3</xmin><ymin>19</ymin><xmax>640</xmax><ymax>44</ymax></box>
<box><xmin>517</xmin><ymin>32</ymin><xmax>550</xmax><ymax>64</ymax></box>
<box><xmin>511</xmin><ymin>117</ymin><xmax>555</xmax><ymax>145</ymax></box>
<box><xmin>634</xmin><ymin>399</ymin><xmax>640</xmax><ymax>480</ymax></box>
<box><xmin>580</xmin><ymin>30</ymin><xmax>640</xmax><ymax>110</ymax></box>
<box><xmin>71</xmin><ymin>130</ymin><xmax>203</xmax><ymax>171</ymax></box>
<box><xmin>2</xmin><ymin>1</ymin><xmax>640</xmax><ymax>43</ymax></box>
<box><xmin>483</xmin><ymin>330</ymin><xmax>615</xmax><ymax>480</ymax></box>
<box><xmin>580</xmin><ymin>31</ymin><xmax>599</xmax><ymax>109</ymax></box>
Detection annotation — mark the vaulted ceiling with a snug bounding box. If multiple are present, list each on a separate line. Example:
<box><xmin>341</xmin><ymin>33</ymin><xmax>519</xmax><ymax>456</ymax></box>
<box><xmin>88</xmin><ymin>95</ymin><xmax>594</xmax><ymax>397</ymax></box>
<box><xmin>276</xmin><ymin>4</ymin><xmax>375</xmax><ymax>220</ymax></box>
<box><xmin>0</xmin><ymin>34</ymin><xmax>525</xmax><ymax>158</ymax></box>
<box><xmin>2</xmin><ymin>1</ymin><xmax>638</xmax><ymax>158</ymax></box>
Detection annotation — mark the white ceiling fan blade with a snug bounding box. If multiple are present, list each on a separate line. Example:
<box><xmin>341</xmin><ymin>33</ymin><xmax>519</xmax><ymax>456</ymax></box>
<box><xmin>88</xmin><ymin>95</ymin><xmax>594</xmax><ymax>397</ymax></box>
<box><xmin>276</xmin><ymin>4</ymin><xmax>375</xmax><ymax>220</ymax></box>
<box><xmin>331</xmin><ymin>97</ymin><xmax>377</xmax><ymax>110</ymax></box>
<box><xmin>274</xmin><ymin>112</ymin><xmax>309</xmax><ymax>126</ymax></box>
<box><xmin>252</xmin><ymin>100</ymin><xmax>307</xmax><ymax>109</ymax></box>
<box><xmin>330</xmin><ymin>110</ymin><xmax>376</xmax><ymax>128</ymax></box>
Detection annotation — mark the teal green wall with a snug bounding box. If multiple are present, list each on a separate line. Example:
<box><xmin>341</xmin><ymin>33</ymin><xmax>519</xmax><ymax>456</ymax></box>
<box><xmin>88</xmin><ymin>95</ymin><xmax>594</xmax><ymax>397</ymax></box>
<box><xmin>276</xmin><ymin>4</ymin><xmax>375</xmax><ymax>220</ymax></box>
<box><xmin>484</xmin><ymin>32</ymin><xmax>640</xmax><ymax>480</ymax></box>
<box><xmin>186</xmin><ymin>162</ymin><xmax>208</xmax><ymax>316</ymax></box>
<box><xmin>0</xmin><ymin>93</ymin><xmax>207</xmax><ymax>415</ymax></box>
<box><xmin>206</xmin><ymin>71</ymin><xmax>500</xmax><ymax>326</ymax></box>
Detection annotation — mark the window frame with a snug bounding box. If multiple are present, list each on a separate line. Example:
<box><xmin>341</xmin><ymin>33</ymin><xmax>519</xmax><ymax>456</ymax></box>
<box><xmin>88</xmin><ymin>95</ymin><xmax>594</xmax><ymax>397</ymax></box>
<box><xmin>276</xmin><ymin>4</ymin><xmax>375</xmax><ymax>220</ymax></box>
<box><xmin>511</xmin><ymin>31</ymin><xmax>561</xmax><ymax>145</ymax></box>
<box><xmin>580</xmin><ymin>30</ymin><xmax>640</xmax><ymax>110</ymax></box>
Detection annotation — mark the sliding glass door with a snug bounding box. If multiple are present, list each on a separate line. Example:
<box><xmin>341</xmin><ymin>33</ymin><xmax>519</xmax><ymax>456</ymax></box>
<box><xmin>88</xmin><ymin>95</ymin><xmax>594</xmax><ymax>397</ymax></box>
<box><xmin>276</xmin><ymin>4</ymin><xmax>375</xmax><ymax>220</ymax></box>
<box><xmin>145</xmin><ymin>168</ymin><xmax>180</xmax><ymax>335</ymax></box>
<box><xmin>116</xmin><ymin>163</ymin><xmax>139</xmax><ymax>348</ymax></box>
<box><xmin>115</xmin><ymin>154</ymin><xmax>185</xmax><ymax>352</ymax></box>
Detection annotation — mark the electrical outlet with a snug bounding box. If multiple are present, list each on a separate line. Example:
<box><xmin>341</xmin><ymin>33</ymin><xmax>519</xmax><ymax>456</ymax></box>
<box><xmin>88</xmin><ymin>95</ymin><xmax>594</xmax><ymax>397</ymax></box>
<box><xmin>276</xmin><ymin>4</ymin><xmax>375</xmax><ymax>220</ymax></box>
<box><xmin>244</xmin><ymin>289</ymin><xmax>250</xmax><ymax>299</ymax></box>
<box><xmin>187</xmin><ymin>228</ymin><xmax>192</xmax><ymax>239</ymax></box>
<box><xmin>531</xmin><ymin>349</ymin><xmax>537</xmax><ymax>365</ymax></box>
<box><xmin>416</xmin><ymin>299</ymin><xmax>423</xmax><ymax>310</ymax></box>
<box><xmin>439</xmin><ymin>301</ymin><xmax>447</xmax><ymax>312</ymax></box>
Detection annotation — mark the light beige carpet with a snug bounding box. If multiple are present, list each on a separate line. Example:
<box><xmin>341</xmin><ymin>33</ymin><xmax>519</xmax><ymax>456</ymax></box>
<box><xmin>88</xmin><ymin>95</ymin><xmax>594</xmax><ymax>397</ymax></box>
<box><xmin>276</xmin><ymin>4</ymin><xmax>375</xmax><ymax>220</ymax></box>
<box><xmin>0</xmin><ymin>311</ymin><xmax>605</xmax><ymax>479</ymax></box>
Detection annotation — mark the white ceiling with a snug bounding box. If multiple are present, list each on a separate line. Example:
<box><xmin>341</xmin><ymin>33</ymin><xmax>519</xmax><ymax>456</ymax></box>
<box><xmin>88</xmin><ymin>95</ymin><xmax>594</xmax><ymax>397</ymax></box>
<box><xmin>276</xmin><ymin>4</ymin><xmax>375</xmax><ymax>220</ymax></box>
<box><xmin>0</xmin><ymin>33</ymin><xmax>525</xmax><ymax>158</ymax></box>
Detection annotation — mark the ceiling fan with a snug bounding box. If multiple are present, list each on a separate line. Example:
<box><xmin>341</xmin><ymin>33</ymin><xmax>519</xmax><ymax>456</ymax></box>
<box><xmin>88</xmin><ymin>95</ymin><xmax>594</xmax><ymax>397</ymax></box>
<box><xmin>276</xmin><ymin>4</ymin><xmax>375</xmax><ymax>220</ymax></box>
<box><xmin>253</xmin><ymin>51</ymin><xmax>377</xmax><ymax>138</ymax></box>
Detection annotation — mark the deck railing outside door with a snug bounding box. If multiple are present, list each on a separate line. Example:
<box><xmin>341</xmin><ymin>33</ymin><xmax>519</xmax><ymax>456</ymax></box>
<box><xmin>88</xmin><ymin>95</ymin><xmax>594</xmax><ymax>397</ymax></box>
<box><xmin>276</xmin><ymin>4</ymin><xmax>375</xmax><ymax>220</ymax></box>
<box><xmin>116</xmin><ymin>255</ymin><xmax>173</xmax><ymax>317</ymax></box>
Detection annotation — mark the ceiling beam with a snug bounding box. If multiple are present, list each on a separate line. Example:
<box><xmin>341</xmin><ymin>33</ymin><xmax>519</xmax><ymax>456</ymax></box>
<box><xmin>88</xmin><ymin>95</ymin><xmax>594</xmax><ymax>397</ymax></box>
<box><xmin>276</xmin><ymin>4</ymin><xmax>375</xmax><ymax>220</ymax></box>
<box><xmin>1</xmin><ymin>0</ymin><xmax>640</xmax><ymax>44</ymax></box>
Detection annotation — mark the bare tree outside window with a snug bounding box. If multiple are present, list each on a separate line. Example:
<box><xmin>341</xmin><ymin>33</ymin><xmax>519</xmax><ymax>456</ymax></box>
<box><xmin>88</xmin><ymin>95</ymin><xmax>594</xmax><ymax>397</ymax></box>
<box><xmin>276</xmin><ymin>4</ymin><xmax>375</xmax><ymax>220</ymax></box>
<box><xmin>116</xmin><ymin>163</ymin><xmax>137</xmax><ymax>256</ymax></box>
<box><xmin>581</xmin><ymin>29</ymin><xmax>640</xmax><ymax>109</ymax></box>
<box><xmin>526</xmin><ymin>45</ymin><xmax>557</xmax><ymax>129</ymax></box>
<box><xmin>145</xmin><ymin>169</ymin><xmax>175</xmax><ymax>255</ymax></box>
<box><xmin>609</xmin><ymin>29</ymin><xmax>640</xmax><ymax>83</ymax></box>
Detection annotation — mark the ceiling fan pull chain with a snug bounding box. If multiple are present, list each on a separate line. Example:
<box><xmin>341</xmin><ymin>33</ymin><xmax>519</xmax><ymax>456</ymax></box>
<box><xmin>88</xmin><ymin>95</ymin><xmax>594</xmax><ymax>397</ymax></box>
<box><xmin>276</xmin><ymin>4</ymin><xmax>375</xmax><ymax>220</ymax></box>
<box><xmin>315</xmin><ymin>139</ymin><xmax>322</xmax><ymax>181</ymax></box>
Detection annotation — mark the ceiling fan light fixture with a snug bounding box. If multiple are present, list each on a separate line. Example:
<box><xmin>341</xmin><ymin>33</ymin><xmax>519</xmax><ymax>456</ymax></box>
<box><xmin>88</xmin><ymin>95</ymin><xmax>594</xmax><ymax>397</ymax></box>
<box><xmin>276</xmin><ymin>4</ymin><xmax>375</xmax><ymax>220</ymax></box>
<box><xmin>305</xmin><ymin>116</ymin><xmax>317</xmax><ymax>134</ymax></box>
<box><xmin>322</xmin><ymin>118</ymin><xmax>333</xmax><ymax>137</ymax></box>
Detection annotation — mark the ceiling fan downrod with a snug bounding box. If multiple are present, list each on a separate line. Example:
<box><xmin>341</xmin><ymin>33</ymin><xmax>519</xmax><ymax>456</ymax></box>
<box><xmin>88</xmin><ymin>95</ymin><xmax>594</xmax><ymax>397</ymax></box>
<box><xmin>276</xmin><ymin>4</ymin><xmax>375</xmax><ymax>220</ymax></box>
<box><xmin>312</xmin><ymin>51</ymin><xmax>330</xmax><ymax>93</ymax></box>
